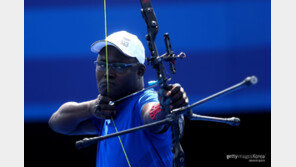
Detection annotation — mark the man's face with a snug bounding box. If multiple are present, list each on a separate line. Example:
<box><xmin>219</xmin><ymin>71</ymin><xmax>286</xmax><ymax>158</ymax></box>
<box><xmin>96</xmin><ymin>46</ymin><xmax>141</xmax><ymax>100</ymax></box>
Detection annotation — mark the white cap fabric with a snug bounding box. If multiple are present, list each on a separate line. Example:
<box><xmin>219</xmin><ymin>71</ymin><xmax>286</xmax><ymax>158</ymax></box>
<box><xmin>91</xmin><ymin>31</ymin><xmax>145</xmax><ymax>64</ymax></box>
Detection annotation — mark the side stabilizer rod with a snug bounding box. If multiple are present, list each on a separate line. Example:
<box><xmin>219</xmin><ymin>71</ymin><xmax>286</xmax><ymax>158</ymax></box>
<box><xmin>189</xmin><ymin>113</ymin><xmax>240</xmax><ymax>126</ymax></box>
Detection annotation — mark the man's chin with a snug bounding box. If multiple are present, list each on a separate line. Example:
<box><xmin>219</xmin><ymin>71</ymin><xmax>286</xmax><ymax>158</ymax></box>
<box><xmin>98</xmin><ymin>89</ymin><xmax>119</xmax><ymax>100</ymax></box>
<box><xmin>98</xmin><ymin>85</ymin><xmax>131</xmax><ymax>100</ymax></box>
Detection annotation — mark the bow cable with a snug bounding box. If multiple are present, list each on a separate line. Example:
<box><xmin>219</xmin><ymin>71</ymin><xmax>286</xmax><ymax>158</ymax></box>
<box><xmin>103</xmin><ymin>0</ymin><xmax>132</xmax><ymax>166</ymax></box>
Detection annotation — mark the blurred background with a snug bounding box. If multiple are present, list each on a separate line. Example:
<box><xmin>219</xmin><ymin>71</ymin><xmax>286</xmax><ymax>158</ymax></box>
<box><xmin>25</xmin><ymin>0</ymin><xmax>270</xmax><ymax>166</ymax></box>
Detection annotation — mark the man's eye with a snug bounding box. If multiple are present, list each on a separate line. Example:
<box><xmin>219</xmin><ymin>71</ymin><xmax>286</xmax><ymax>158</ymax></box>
<box><xmin>113</xmin><ymin>64</ymin><xmax>125</xmax><ymax>69</ymax></box>
<box><xmin>97</xmin><ymin>63</ymin><xmax>106</xmax><ymax>68</ymax></box>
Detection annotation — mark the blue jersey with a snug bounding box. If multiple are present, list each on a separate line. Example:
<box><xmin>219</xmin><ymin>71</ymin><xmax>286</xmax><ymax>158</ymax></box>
<box><xmin>91</xmin><ymin>89</ymin><xmax>173</xmax><ymax>167</ymax></box>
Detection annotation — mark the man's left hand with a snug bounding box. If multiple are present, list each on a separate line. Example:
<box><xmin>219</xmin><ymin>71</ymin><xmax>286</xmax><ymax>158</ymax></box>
<box><xmin>159</xmin><ymin>83</ymin><xmax>189</xmax><ymax>110</ymax></box>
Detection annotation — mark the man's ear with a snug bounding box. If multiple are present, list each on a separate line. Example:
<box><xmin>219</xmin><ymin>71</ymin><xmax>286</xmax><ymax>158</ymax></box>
<box><xmin>137</xmin><ymin>64</ymin><xmax>146</xmax><ymax>77</ymax></box>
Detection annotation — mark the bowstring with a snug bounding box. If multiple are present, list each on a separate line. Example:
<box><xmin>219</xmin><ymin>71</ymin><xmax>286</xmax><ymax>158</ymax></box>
<box><xmin>104</xmin><ymin>0</ymin><xmax>109</xmax><ymax>94</ymax></box>
<box><xmin>103</xmin><ymin>0</ymin><xmax>132</xmax><ymax>166</ymax></box>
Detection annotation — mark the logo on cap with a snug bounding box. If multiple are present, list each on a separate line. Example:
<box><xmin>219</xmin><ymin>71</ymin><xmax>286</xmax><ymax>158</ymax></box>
<box><xmin>121</xmin><ymin>37</ymin><xmax>130</xmax><ymax>47</ymax></box>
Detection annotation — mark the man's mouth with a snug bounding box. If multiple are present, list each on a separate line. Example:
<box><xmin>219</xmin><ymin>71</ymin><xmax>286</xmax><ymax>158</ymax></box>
<box><xmin>99</xmin><ymin>82</ymin><xmax>115</xmax><ymax>89</ymax></box>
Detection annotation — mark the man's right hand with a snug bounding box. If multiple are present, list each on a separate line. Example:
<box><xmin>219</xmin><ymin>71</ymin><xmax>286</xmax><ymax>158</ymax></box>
<box><xmin>91</xmin><ymin>95</ymin><xmax>117</xmax><ymax>119</ymax></box>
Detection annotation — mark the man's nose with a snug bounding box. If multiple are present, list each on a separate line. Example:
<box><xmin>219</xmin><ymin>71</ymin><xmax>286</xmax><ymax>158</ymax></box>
<box><xmin>104</xmin><ymin>66</ymin><xmax>116</xmax><ymax>79</ymax></box>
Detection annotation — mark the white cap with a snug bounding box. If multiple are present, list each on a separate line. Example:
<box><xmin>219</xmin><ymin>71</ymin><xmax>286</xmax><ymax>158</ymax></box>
<box><xmin>91</xmin><ymin>31</ymin><xmax>145</xmax><ymax>64</ymax></box>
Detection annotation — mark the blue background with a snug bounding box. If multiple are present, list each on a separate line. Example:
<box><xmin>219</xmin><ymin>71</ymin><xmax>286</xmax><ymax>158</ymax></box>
<box><xmin>25</xmin><ymin>0</ymin><xmax>271</xmax><ymax>122</ymax></box>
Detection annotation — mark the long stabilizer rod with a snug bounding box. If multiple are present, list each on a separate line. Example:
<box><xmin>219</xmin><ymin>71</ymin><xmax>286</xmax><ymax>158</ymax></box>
<box><xmin>171</xmin><ymin>76</ymin><xmax>258</xmax><ymax>115</ymax></box>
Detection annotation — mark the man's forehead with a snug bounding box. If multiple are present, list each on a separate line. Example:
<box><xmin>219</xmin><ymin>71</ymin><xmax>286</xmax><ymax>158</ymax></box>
<box><xmin>97</xmin><ymin>46</ymin><xmax>138</xmax><ymax>63</ymax></box>
<box><xmin>97</xmin><ymin>53</ymin><xmax>130</xmax><ymax>62</ymax></box>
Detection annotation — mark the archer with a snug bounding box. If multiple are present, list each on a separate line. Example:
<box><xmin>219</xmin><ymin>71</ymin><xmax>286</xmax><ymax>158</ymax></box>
<box><xmin>48</xmin><ymin>31</ymin><xmax>189</xmax><ymax>167</ymax></box>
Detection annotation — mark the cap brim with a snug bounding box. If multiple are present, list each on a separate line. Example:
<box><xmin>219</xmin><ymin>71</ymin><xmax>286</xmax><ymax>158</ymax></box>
<box><xmin>91</xmin><ymin>40</ymin><xmax>115</xmax><ymax>53</ymax></box>
<box><xmin>91</xmin><ymin>40</ymin><xmax>141</xmax><ymax>63</ymax></box>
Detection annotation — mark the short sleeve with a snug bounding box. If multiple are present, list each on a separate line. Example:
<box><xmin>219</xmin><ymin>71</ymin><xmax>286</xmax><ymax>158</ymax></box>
<box><xmin>134</xmin><ymin>89</ymin><xmax>159</xmax><ymax>125</ymax></box>
<box><xmin>134</xmin><ymin>89</ymin><xmax>172</xmax><ymax>141</ymax></box>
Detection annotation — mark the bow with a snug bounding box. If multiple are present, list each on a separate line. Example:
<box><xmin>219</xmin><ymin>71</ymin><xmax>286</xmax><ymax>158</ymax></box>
<box><xmin>75</xmin><ymin>0</ymin><xmax>258</xmax><ymax>167</ymax></box>
<box><xmin>140</xmin><ymin>1</ymin><xmax>187</xmax><ymax>166</ymax></box>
